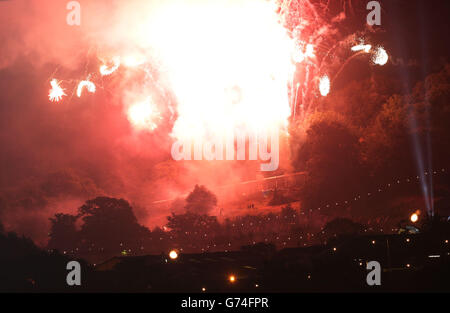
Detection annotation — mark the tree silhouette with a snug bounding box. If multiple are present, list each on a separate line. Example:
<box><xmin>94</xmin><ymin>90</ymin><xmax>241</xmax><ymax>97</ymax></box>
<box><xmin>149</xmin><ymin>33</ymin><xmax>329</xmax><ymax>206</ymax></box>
<box><xmin>78</xmin><ymin>197</ymin><xmax>150</xmax><ymax>254</ymax></box>
<box><xmin>317</xmin><ymin>217</ymin><xmax>365</xmax><ymax>243</ymax></box>
<box><xmin>48</xmin><ymin>213</ymin><xmax>79</xmax><ymax>252</ymax></box>
<box><xmin>185</xmin><ymin>185</ymin><xmax>217</xmax><ymax>215</ymax></box>
<box><xmin>167</xmin><ymin>212</ymin><xmax>220</xmax><ymax>247</ymax></box>
<box><xmin>294</xmin><ymin>113</ymin><xmax>363</xmax><ymax>214</ymax></box>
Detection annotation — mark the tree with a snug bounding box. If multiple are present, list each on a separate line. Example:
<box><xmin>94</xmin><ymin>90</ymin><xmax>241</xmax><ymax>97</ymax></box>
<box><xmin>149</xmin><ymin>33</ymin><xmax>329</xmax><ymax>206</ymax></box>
<box><xmin>320</xmin><ymin>75</ymin><xmax>398</xmax><ymax>127</ymax></box>
<box><xmin>166</xmin><ymin>212</ymin><xmax>220</xmax><ymax>247</ymax></box>
<box><xmin>281</xmin><ymin>204</ymin><xmax>298</xmax><ymax>226</ymax></box>
<box><xmin>294</xmin><ymin>112</ymin><xmax>364</xmax><ymax>214</ymax></box>
<box><xmin>413</xmin><ymin>64</ymin><xmax>450</xmax><ymax>165</ymax></box>
<box><xmin>185</xmin><ymin>185</ymin><xmax>217</xmax><ymax>215</ymax></box>
<box><xmin>47</xmin><ymin>213</ymin><xmax>79</xmax><ymax>252</ymax></box>
<box><xmin>318</xmin><ymin>218</ymin><xmax>365</xmax><ymax>243</ymax></box>
<box><xmin>363</xmin><ymin>94</ymin><xmax>412</xmax><ymax>176</ymax></box>
<box><xmin>77</xmin><ymin>197</ymin><xmax>150</xmax><ymax>253</ymax></box>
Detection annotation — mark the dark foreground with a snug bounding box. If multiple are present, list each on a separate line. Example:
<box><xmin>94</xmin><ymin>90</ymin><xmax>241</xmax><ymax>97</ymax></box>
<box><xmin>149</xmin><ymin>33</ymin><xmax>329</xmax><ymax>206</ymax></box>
<box><xmin>1</xmin><ymin>226</ymin><xmax>450</xmax><ymax>293</ymax></box>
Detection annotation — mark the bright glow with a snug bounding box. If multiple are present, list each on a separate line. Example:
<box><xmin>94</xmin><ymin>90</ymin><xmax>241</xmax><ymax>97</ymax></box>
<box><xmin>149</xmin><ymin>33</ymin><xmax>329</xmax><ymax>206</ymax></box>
<box><xmin>229</xmin><ymin>275</ymin><xmax>236</xmax><ymax>283</ymax></box>
<box><xmin>319</xmin><ymin>75</ymin><xmax>330</xmax><ymax>96</ymax></box>
<box><xmin>48</xmin><ymin>79</ymin><xmax>66</xmax><ymax>102</ymax></box>
<box><xmin>293</xmin><ymin>43</ymin><xmax>315</xmax><ymax>63</ymax></box>
<box><xmin>410</xmin><ymin>213</ymin><xmax>419</xmax><ymax>223</ymax></box>
<box><xmin>351</xmin><ymin>44</ymin><xmax>372</xmax><ymax>53</ymax></box>
<box><xmin>127</xmin><ymin>98</ymin><xmax>161</xmax><ymax>132</ymax></box>
<box><xmin>134</xmin><ymin>0</ymin><xmax>293</xmax><ymax>140</ymax></box>
<box><xmin>76</xmin><ymin>80</ymin><xmax>96</xmax><ymax>98</ymax></box>
<box><xmin>169</xmin><ymin>250</ymin><xmax>178</xmax><ymax>259</ymax></box>
<box><xmin>372</xmin><ymin>46</ymin><xmax>388</xmax><ymax>66</ymax></box>
<box><xmin>100</xmin><ymin>56</ymin><xmax>121</xmax><ymax>76</ymax></box>
<box><xmin>122</xmin><ymin>54</ymin><xmax>146</xmax><ymax>68</ymax></box>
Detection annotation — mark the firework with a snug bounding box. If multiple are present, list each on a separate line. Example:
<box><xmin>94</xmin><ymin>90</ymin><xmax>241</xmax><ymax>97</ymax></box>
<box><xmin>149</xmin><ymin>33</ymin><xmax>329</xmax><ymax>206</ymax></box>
<box><xmin>372</xmin><ymin>46</ymin><xmax>388</xmax><ymax>66</ymax></box>
<box><xmin>48</xmin><ymin>79</ymin><xmax>66</xmax><ymax>102</ymax></box>
<box><xmin>351</xmin><ymin>44</ymin><xmax>372</xmax><ymax>53</ymax></box>
<box><xmin>44</xmin><ymin>0</ymin><xmax>390</xmax><ymax>138</ymax></box>
<box><xmin>76</xmin><ymin>80</ymin><xmax>96</xmax><ymax>98</ymax></box>
<box><xmin>127</xmin><ymin>97</ymin><xmax>161</xmax><ymax>132</ymax></box>
<box><xmin>100</xmin><ymin>56</ymin><xmax>121</xmax><ymax>76</ymax></box>
<box><xmin>319</xmin><ymin>75</ymin><xmax>330</xmax><ymax>97</ymax></box>
<box><xmin>146</xmin><ymin>0</ymin><xmax>294</xmax><ymax>140</ymax></box>
<box><xmin>293</xmin><ymin>43</ymin><xmax>315</xmax><ymax>63</ymax></box>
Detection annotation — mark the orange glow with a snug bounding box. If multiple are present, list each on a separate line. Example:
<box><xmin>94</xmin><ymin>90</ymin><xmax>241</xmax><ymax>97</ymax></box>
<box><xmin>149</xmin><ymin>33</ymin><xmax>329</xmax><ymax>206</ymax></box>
<box><xmin>169</xmin><ymin>250</ymin><xmax>178</xmax><ymax>260</ymax></box>
<box><xmin>228</xmin><ymin>275</ymin><xmax>236</xmax><ymax>283</ymax></box>
<box><xmin>127</xmin><ymin>98</ymin><xmax>161</xmax><ymax>132</ymax></box>
<box><xmin>410</xmin><ymin>213</ymin><xmax>419</xmax><ymax>223</ymax></box>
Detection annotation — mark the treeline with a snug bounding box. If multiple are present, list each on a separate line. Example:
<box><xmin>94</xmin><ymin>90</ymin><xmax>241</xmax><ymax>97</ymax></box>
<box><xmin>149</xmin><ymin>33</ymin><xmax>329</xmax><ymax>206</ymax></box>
<box><xmin>46</xmin><ymin>190</ymin><xmax>370</xmax><ymax>263</ymax></box>
<box><xmin>290</xmin><ymin>64</ymin><xmax>450</xmax><ymax>218</ymax></box>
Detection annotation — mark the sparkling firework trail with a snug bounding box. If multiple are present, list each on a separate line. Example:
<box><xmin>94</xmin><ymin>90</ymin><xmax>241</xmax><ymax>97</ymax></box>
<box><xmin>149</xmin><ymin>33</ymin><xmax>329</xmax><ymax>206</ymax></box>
<box><xmin>76</xmin><ymin>80</ymin><xmax>96</xmax><ymax>98</ymax></box>
<box><xmin>48</xmin><ymin>79</ymin><xmax>66</xmax><ymax>102</ymax></box>
<box><xmin>100</xmin><ymin>56</ymin><xmax>121</xmax><ymax>76</ymax></box>
<box><xmin>319</xmin><ymin>75</ymin><xmax>330</xmax><ymax>97</ymax></box>
<box><xmin>351</xmin><ymin>43</ymin><xmax>372</xmax><ymax>53</ymax></box>
<box><xmin>372</xmin><ymin>46</ymin><xmax>389</xmax><ymax>66</ymax></box>
<box><xmin>44</xmin><ymin>0</ymin><xmax>390</xmax><ymax>137</ymax></box>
